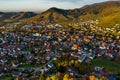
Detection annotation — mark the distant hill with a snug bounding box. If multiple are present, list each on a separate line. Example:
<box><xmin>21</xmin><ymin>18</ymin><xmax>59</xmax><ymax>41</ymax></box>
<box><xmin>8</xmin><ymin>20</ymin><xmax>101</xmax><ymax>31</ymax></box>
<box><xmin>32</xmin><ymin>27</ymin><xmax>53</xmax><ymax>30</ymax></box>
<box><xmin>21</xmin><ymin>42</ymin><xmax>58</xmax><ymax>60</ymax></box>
<box><xmin>0</xmin><ymin>12</ymin><xmax>36</xmax><ymax>22</ymax></box>
<box><xmin>21</xmin><ymin>7</ymin><xmax>75</xmax><ymax>23</ymax></box>
<box><xmin>78</xmin><ymin>1</ymin><xmax>120</xmax><ymax>27</ymax></box>
<box><xmin>1</xmin><ymin>1</ymin><xmax>120</xmax><ymax>27</ymax></box>
<box><xmin>21</xmin><ymin>1</ymin><xmax>120</xmax><ymax>27</ymax></box>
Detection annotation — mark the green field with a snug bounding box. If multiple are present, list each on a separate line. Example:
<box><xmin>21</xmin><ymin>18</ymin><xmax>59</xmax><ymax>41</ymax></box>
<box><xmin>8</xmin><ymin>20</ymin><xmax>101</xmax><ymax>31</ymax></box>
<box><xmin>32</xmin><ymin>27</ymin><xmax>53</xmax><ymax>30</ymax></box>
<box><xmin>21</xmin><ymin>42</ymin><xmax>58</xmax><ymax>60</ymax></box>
<box><xmin>0</xmin><ymin>75</ymin><xmax>13</xmax><ymax>80</ymax></box>
<box><xmin>91</xmin><ymin>58</ymin><xmax>120</xmax><ymax>73</ymax></box>
<box><xmin>18</xmin><ymin>63</ymin><xmax>43</xmax><ymax>68</ymax></box>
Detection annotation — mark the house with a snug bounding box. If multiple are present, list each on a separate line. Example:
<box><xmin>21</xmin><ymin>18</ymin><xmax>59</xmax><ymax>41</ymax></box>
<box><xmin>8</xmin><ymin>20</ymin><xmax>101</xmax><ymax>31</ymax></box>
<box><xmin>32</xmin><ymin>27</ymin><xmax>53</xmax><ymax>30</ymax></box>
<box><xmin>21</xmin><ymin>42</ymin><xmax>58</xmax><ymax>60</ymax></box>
<box><xmin>78</xmin><ymin>54</ymin><xmax>87</xmax><ymax>63</ymax></box>
<box><xmin>71</xmin><ymin>52</ymin><xmax>81</xmax><ymax>58</ymax></box>
<box><xmin>94</xmin><ymin>66</ymin><xmax>104</xmax><ymax>72</ymax></box>
<box><xmin>71</xmin><ymin>44</ymin><xmax>80</xmax><ymax>50</ymax></box>
<box><xmin>12</xmin><ymin>72</ymin><xmax>22</xmax><ymax>77</ymax></box>
<box><xmin>12</xmin><ymin>61</ymin><xmax>19</xmax><ymax>67</ymax></box>
<box><xmin>0</xmin><ymin>57</ymin><xmax>8</xmax><ymax>64</ymax></box>
<box><xmin>0</xmin><ymin>73</ymin><xmax>4</xmax><ymax>77</ymax></box>
<box><xmin>89</xmin><ymin>53</ymin><xmax>96</xmax><ymax>60</ymax></box>
<box><xmin>41</xmin><ymin>60</ymin><xmax>46</xmax><ymax>64</ymax></box>
<box><xmin>45</xmin><ymin>45</ymin><xmax>51</xmax><ymax>52</ymax></box>
<box><xmin>46</xmin><ymin>56</ymin><xmax>51</xmax><ymax>60</ymax></box>
<box><xmin>53</xmin><ymin>56</ymin><xmax>57</xmax><ymax>60</ymax></box>
<box><xmin>40</xmin><ymin>68</ymin><xmax>45</xmax><ymax>74</ymax></box>
<box><xmin>47</xmin><ymin>63</ymin><xmax>54</xmax><ymax>68</ymax></box>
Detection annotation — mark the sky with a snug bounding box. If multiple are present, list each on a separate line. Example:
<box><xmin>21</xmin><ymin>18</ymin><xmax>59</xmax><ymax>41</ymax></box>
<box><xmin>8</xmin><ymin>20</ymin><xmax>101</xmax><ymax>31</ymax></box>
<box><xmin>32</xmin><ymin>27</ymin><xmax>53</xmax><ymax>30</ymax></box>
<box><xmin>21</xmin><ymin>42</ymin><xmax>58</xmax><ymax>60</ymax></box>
<box><xmin>0</xmin><ymin>0</ymin><xmax>109</xmax><ymax>12</ymax></box>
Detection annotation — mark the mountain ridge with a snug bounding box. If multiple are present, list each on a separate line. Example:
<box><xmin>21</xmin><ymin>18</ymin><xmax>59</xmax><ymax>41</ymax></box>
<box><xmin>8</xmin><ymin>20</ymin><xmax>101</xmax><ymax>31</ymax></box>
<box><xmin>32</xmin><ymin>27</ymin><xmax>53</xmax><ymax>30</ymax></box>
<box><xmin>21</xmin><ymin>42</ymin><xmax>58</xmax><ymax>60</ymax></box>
<box><xmin>0</xmin><ymin>12</ymin><xmax>36</xmax><ymax>22</ymax></box>
<box><xmin>0</xmin><ymin>1</ymin><xmax>120</xmax><ymax>27</ymax></box>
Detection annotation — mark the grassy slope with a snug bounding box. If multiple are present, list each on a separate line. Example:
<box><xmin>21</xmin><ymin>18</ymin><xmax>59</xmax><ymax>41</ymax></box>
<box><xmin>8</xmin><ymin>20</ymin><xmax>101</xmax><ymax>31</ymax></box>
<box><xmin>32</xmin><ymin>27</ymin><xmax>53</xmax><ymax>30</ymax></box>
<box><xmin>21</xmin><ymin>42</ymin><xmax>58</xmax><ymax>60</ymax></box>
<box><xmin>21</xmin><ymin>11</ymin><xmax>69</xmax><ymax>22</ymax></box>
<box><xmin>97</xmin><ymin>7</ymin><xmax>120</xmax><ymax>27</ymax></box>
<box><xmin>78</xmin><ymin>6</ymin><xmax>120</xmax><ymax>27</ymax></box>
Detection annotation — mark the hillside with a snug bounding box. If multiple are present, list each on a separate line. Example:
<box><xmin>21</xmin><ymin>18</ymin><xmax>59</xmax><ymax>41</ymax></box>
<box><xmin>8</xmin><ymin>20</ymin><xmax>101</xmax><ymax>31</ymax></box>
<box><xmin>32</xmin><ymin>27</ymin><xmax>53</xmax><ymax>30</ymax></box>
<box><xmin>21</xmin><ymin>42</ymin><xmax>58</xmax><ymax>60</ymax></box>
<box><xmin>21</xmin><ymin>1</ymin><xmax>120</xmax><ymax>27</ymax></box>
<box><xmin>0</xmin><ymin>12</ymin><xmax>36</xmax><ymax>23</ymax></box>
<box><xmin>78</xmin><ymin>1</ymin><xmax>120</xmax><ymax>27</ymax></box>
<box><xmin>1</xmin><ymin>1</ymin><xmax>120</xmax><ymax>27</ymax></box>
<box><xmin>21</xmin><ymin>7</ymin><xmax>75</xmax><ymax>23</ymax></box>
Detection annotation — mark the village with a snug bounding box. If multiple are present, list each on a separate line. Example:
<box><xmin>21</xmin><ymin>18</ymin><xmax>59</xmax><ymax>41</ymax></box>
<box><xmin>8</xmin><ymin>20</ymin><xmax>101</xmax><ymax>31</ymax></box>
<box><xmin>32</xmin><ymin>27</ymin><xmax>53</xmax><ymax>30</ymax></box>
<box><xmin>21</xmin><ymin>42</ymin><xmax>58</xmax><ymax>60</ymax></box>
<box><xmin>0</xmin><ymin>20</ymin><xmax>120</xmax><ymax>80</ymax></box>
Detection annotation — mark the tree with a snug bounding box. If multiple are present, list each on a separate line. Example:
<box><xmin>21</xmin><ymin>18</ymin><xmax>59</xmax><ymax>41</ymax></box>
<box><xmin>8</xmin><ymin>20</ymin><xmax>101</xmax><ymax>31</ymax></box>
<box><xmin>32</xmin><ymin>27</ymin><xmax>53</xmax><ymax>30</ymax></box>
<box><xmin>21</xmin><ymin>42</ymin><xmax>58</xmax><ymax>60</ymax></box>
<box><xmin>46</xmin><ymin>77</ymin><xmax>51</xmax><ymax>80</ymax></box>
<box><xmin>39</xmin><ymin>74</ymin><xmax>45</xmax><ymax>80</ymax></box>
<box><xmin>63</xmin><ymin>73</ymin><xmax>70</xmax><ymax>80</ymax></box>
<box><xmin>100</xmin><ymin>76</ymin><xmax>108</xmax><ymax>80</ymax></box>
<box><xmin>51</xmin><ymin>75</ymin><xmax>59</xmax><ymax>80</ymax></box>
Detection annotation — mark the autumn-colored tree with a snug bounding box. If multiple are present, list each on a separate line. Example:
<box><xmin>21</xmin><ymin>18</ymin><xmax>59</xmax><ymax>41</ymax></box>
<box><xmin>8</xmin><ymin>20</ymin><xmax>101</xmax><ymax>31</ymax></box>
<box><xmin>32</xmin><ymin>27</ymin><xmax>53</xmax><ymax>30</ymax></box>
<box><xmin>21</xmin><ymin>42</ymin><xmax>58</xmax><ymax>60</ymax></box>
<box><xmin>50</xmin><ymin>75</ymin><xmax>59</xmax><ymax>80</ymax></box>
<box><xmin>39</xmin><ymin>74</ymin><xmax>45</xmax><ymax>80</ymax></box>
<box><xmin>46</xmin><ymin>77</ymin><xmax>51</xmax><ymax>80</ymax></box>
<box><xmin>100</xmin><ymin>76</ymin><xmax>108</xmax><ymax>80</ymax></box>
<box><xmin>63</xmin><ymin>73</ymin><xmax>70</xmax><ymax>80</ymax></box>
<box><xmin>56</xmin><ymin>72</ymin><xmax>63</xmax><ymax>80</ymax></box>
